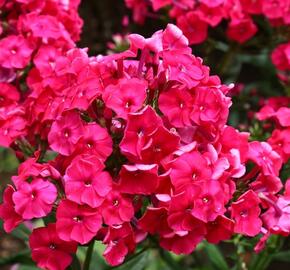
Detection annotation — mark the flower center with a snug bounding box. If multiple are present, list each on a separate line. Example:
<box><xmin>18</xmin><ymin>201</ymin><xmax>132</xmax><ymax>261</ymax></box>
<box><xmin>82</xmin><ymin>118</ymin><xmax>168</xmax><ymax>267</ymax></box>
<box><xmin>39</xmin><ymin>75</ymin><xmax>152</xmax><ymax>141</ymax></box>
<box><xmin>73</xmin><ymin>216</ymin><xmax>83</xmax><ymax>222</ymax></box>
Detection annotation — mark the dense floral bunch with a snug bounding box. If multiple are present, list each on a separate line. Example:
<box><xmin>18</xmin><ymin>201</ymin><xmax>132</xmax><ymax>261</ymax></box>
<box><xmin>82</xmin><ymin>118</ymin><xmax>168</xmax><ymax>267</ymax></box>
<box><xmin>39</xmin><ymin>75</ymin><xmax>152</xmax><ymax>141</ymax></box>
<box><xmin>0</xmin><ymin>20</ymin><xmax>289</xmax><ymax>269</ymax></box>
<box><xmin>0</xmin><ymin>0</ymin><xmax>83</xmax><ymax>148</ymax></box>
<box><xmin>126</xmin><ymin>0</ymin><xmax>289</xmax><ymax>45</ymax></box>
<box><xmin>125</xmin><ymin>0</ymin><xmax>290</xmax><ymax>87</ymax></box>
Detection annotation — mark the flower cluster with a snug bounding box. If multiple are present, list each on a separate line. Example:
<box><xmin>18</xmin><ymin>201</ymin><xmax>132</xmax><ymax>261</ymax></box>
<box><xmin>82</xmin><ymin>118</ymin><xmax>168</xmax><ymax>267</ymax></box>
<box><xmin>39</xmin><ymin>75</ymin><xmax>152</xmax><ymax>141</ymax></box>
<box><xmin>0</xmin><ymin>17</ymin><xmax>289</xmax><ymax>270</ymax></box>
<box><xmin>271</xmin><ymin>41</ymin><xmax>290</xmax><ymax>84</ymax></box>
<box><xmin>0</xmin><ymin>0</ymin><xmax>82</xmax><ymax>147</ymax></box>
<box><xmin>126</xmin><ymin>0</ymin><xmax>289</xmax><ymax>45</ymax></box>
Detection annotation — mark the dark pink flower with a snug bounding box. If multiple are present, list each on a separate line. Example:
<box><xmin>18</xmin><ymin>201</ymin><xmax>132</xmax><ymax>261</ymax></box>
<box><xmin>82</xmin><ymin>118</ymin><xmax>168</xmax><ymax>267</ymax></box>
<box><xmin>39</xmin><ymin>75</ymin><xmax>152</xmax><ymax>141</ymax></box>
<box><xmin>12</xmin><ymin>178</ymin><xmax>57</xmax><ymax>220</ymax></box>
<box><xmin>29</xmin><ymin>223</ymin><xmax>77</xmax><ymax>270</ymax></box>
<box><xmin>231</xmin><ymin>190</ymin><xmax>262</xmax><ymax>236</ymax></box>
<box><xmin>138</xmin><ymin>207</ymin><xmax>171</xmax><ymax>235</ymax></box>
<box><xmin>48</xmin><ymin>110</ymin><xmax>84</xmax><ymax>156</ymax></box>
<box><xmin>103</xmin><ymin>78</ymin><xmax>147</xmax><ymax>120</ymax></box>
<box><xmin>140</xmin><ymin>126</ymin><xmax>180</xmax><ymax>164</ymax></box>
<box><xmin>160</xmin><ymin>228</ymin><xmax>206</xmax><ymax>254</ymax></box>
<box><xmin>56</xmin><ymin>200</ymin><xmax>102</xmax><ymax>244</ymax></box>
<box><xmin>206</xmin><ymin>215</ymin><xmax>234</xmax><ymax>244</ymax></box>
<box><xmin>227</xmin><ymin>18</ymin><xmax>258</xmax><ymax>43</ymax></box>
<box><xmin>120</xmin><ymin>106</ymin><xmax>163</xmax><ymax>161</ymax></box>
<box><xmin>119</xmin><ymin>164</ymin><xmax>159</xmax><ymax>194</ymax></box>
<box><xmin>0</xmin><ymin>83</ymin><xmax>20</xmax><ymax>107</ymax></box>
<box><xmin>64</xmin><ymin>155</ymin><xmax>112</xmax><ymax>208</ymax></box>
<box><xmin>0</xmin><ymin>185</ymin><xmax>22</xmax><ymax>232</ymax></box>
<box><xmin>103</xmin><ymin>223</ymin><xmax>136</xmax><ymax>266</ymax></box>
<box><xmin>177</xmin><ymin>11</ymin><xmax>208</xmax><ymax>45</ymax></box>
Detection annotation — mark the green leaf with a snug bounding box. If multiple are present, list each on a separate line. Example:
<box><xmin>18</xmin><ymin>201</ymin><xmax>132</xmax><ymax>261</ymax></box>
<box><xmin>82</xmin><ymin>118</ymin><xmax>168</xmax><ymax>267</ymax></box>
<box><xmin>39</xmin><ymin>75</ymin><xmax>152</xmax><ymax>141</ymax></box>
<box><xmin>10</xmin><ymin>223</ymin><xmax>31</xmax><ymax>241</ymax></box>
<box><xmin>18</xmin><ymin>265</ymin><xmax>41</xmax><ymax>270</ymax></box>
<box><xmin>112</xmin><ymin>250</ymin><xmax>149</xmax><ymax>270</ymax></box>
<box><xmin>70</xmin><ymin>254</ymin><xmax>82</xmax><ymax>270</ymax></box>
<box><xmin>203</xmin><ymin>243</ymin><xmax>230</xmax><ymax>270</ymax></box>
<box><xmin>272</xmin><ymin>251</ymin><xmax>290</xmax><ymax>262</ymax></box>
<box><xmin>0</xmin><ymin>250</ymin><xmax>33</xmax><ymax>265</ymax></box>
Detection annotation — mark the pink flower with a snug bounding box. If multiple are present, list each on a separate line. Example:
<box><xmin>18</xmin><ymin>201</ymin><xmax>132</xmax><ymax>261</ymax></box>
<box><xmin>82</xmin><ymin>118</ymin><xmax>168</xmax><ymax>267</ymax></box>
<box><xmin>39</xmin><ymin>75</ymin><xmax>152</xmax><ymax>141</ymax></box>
<box><xmin>159</xmin><ymin>86</ymin><xmax>193</xmax><ymax>127</ymax></box>
<box><xmin>103</xmin><ymin>223</ymin><xmax>136</xmax><ymax>266</ymax></box>
<box><xmin>120</xmin><ymin>106</ymin><xmax>163</xmax><ymax>161</ymax></box>
<box><xmin>101</xmin><ymin>187</ymin><xmax>134</xmax><ymax>226</ymax></box>
<box><xmin>262</xmin><ymin>0</ymin><xmax>288</xmax><ymax>19</ymax></box>
<box><xmin>56</xmin><ymin>200</ymin><xmax>102</xmax><ymax>244</ymax></box>
<box><xmin>190</xmin><ymin>180</ymin><xmax>226</xmax><ymax>222</ymax></box>
<box><xmin>103</xmin><ymin>78</ymin><xmax>147</xmax><ymax>120</ymax></box>
<box><xmin>170</xmin><ymin>151</ymin><xmax>212</xmax><ymax>191</ymax></box>
<box><xmin>268</xmin><ymin>128</ymin><xmax>290</xmax><ymax>163</ymax></box>
<box><xmin>177</xmin><ymin>11</ymin><xmax>208</xmax><ymax>45</ymax></box>
<box><xmin>48</xmin><ymin>110</ymin><xmax>84</xmax><ymax>156</ymax></box>
<box><xmin>271</xmin><ymin>42</ymin><xmax>290</xmax><ymax>71</ymax></box>
<box><xmin>0</xmin><ymin>35</ymin><xmax>34</xmax><ymax>69</ymax></box>
<box><xmin>0</xmin><ymin>185</ymin><xmax>22</xmax><ymax>232</ymax></box>
<box><xmin>227</xmin><ymin>18</ymin><xmax>258</xmax><ymax>43</ymax></box>
<box><xmin>190</xmin><ymin>87</ymin><xmax>231</xmax><ymax>128</ymax></box>
<box><xmin>276</xmin><ymin>107</ymin><xmax>290</xmax><ymax>127</ymax></box>
<box><xmin>29</xmin><ymin>223</ymin><xmax>77</xmax><ymax>270</ymax></box>
<box><xmin>77</xmin><ymin>123</ymin><xmax>112</xmax><ymax>161</ymax></box>
<box><xmin>64</xmin><ymin>155</ymin><xmax>112</xmax><ymax>208</ymax></box>
<box><xmin>12</xmin><ymin>178</ymin><xmax>57</xmax><ymax>220</ymax></box>
<box><xmin>119</xmin><ymin>164</ymin><xmax>159</xmax><ymax>195</ymax></box>
<box><xmin>0</xmin><ymin>112</ymin><xmax>27</xmax><ymax>147</ymax></box>
<box><xmin>34</xmin><ymin>45</ymin><xmax>62</xmax><ymax>76</ymax></box>
<box><xmin>231</xmin><ymin>190</ymin><xmax>262</xmax><ymax>236</ymax></box>
<box><xmin>248</xmin><ymin>141</ymin><xmax>282</xmax><ymax>176</ymax></box>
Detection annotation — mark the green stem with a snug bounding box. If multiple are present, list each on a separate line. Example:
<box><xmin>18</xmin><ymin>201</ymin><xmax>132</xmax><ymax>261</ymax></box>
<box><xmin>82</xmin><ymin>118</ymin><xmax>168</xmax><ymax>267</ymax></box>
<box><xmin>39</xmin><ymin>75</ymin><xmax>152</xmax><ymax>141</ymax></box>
<box><xmin>159</xmin><ymin>249</ymin><xmax>180</xmax><ymax>270</ymax></box>
<box><xmin>83</xmin><ymin>240</ymin><xmax>95</xmax><ymax>270</ymax></box>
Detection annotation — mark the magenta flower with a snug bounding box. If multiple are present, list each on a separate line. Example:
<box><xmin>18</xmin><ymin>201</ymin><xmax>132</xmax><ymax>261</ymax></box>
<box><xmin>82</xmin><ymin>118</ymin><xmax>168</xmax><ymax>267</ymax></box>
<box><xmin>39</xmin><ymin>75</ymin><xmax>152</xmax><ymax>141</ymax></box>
<box><xmin>48</xmin><ymin>110</ymin><xmax>84</xmax><ymax>156</ymax></box>
<box><xmin>77</xmin><ymin>123</ymin><xmax>112</xmax><ymax>161</ymax></box>
<box><xmin>56</xmin><ymin>200</ymin><xmax>102</xmax><ymax>244</ymax></box>
<box><xmin>248</xmin><ymin>141</ymin><xmax>282</xmax><ymax>176</ymax></box>
<box><xmin>231</xmin><ymin>190</ymin><xmax>262</xmax><ymax>236</ymax></box>
<box><xmin>29</xmin><ymin>223</ymin><xmax>77</xmax><ymax>270</ymax></box>
<box><xmin>0</xmin><ymin>35</ymin><xmax>34</xmax><ymax>69</ymax></box>
<box><xmin>159</xmin><ymin>86</ymin><xmax>193</xmax><ymax>128</ymax></box>
<box><xmin>170</xmin><ymin>151</ymin><xmax>212</xmax><ymax>191</ymax></box>
<box><xmin>12</xmin><ymin>178</ymin><xmax>57</xmax><ymax>220</ymax></box>
<box><xmin>101</xmin><ymin>188</ymin><xmax>134</xmax><ymax>226</ymax></box>
<box><xmin>103</xmin><ymin>78</ymin><xmax>147</xmax><ymax>120</ymax></box>
<box><xmin>64</xmin><ymin>155</ymin><xmax>112</xmax><ymax>208</ymax></box>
